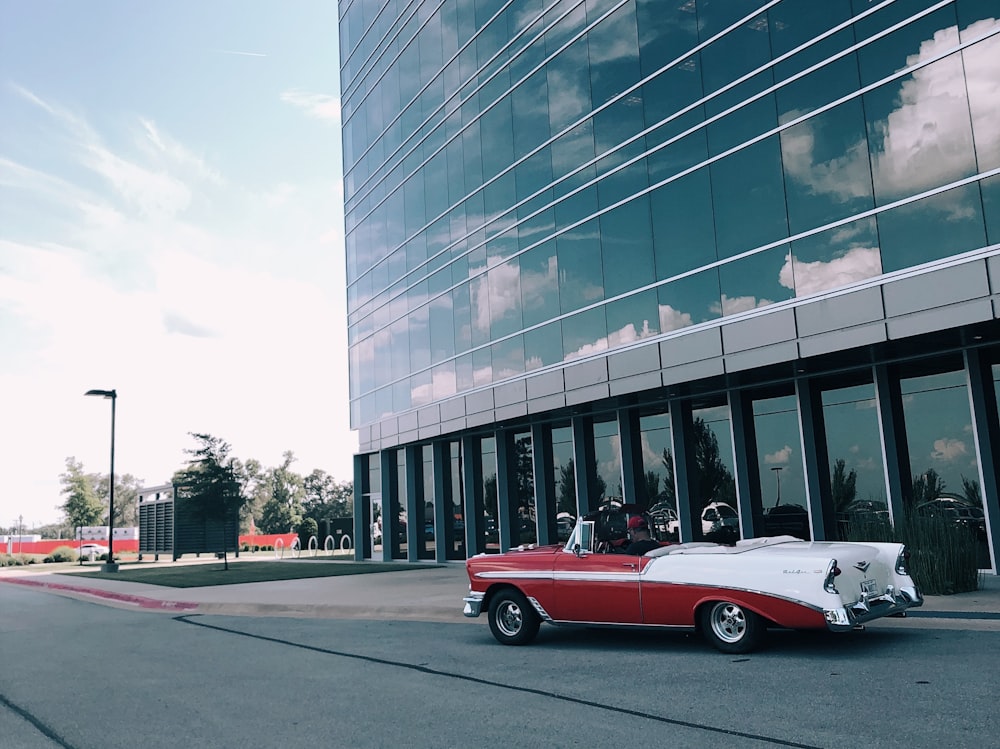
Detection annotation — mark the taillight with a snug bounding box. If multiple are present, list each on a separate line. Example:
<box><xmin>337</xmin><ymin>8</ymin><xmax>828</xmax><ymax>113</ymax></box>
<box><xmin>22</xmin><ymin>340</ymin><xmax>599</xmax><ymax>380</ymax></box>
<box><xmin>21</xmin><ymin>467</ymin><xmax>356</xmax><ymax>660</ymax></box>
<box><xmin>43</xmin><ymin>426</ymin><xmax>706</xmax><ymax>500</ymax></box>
<box><xmin>824</xmin><ymin>559</ymin><xmax>841</xmax><ymax>594</ymax></box>
<box><xmin>895</xmin><ymin>547</ymin><xmax>911</xmax><ymax>575</ymax></box>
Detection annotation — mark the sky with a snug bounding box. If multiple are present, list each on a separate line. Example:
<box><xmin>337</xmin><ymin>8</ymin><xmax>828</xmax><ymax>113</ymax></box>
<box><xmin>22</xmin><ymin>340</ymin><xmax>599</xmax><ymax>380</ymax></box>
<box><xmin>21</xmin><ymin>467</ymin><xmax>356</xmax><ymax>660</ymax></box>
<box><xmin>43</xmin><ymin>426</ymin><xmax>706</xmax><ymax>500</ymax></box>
<box><xmin>0</xmin><ymin>1</ymin><xmax>355</xmax><ymax>529</ymax></box>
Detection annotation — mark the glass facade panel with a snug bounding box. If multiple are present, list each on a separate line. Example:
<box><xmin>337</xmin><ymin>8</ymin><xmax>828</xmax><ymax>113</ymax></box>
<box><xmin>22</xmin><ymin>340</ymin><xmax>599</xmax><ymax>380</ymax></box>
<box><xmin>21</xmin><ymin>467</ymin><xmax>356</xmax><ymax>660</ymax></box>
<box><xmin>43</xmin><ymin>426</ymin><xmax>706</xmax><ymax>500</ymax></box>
<box><xmin>447</xmin><ymin>440</ymin><xmax>465</xmax><ymax>561</ymax></box>
<box><xmin>691</xmin><ymin>403</ymin><xmax>739</xmax><ymax>542</ymax></box>
<box><xmin>753</xmin><ymin>392</ymin><xmax>810</xmax><ymax>540</ymax></box>
<box><xmin>639</xmin><ymin>410</ymin><xmax>674</xmax><ymax>536</ymax></box>
<box><xmin>605</xmin><ymin>290</ymin><xmax>658</xmax><ymax>348</ymax></box>
<box><xmin>718</xmin><ymin>245</ymin><xmax>793</xmax><ymax>316</ymax></box>
<box><xmin>790</xmin><ymin>218</ymin><xmax>881</xmax><ymax>297</ymax></box>
<box><xmin>962</xmin><ymin>30</ymin><xmax>1000</xmax><ymax>171</ymax></box>
<box><xmin>562</xmin><ymin>306</ymin><xmax>608</xmax><ymax>361</ymax></box>
<box><xmin>900</xmin><ymin>363</ymin><xmax>990</xmax><ymax>567</ymax></box>
<box><xmin>657</xmin><ymin>267</ymin><xmax>722</xmax><ymax>335</ymax></box>
<box><xmin>710</xmin><ymin>139</ymin><xmax>789</xmax><ymax>259</ymax></box>
<box><xmin>593</xmin><ymin>417</ymin><xmax>622</xmax><ymax>507</ymax></box>
<box><xmin>863</xmin><ymin>52</ymin><xmax>977</xmax><ymax>207</ymax></box>
<box><xmin>552</xmin><ymin>425</ymin><xmax>577</xmax><ymax>518</ymax></box>
<box><xmin>877</xmin><ymin>183</ymin><xmax>987</xmax><ymax>273</ymax></box>
<box><xmin>779</xmin><ymin>99</ymin><xmax>875</xmax><ymax>236</ymax></box>
<box><xmin>512</xmin><ymin>431</ymin><xmax>537</xmax><ymax>545</ymax></box>
<box><xmin>821</xmin><ymin>382</ymin><xmax>889</xmax><ymax>541</ymax></box>
<box><xmin>650</xmin><ymin>167</ymin><xmax>716</xmax><ymax>279</ymax></box>
<box><xmin>600</xmin><ymin>197</ymin><xmax>655</xmax><ymax>299</ymax></box>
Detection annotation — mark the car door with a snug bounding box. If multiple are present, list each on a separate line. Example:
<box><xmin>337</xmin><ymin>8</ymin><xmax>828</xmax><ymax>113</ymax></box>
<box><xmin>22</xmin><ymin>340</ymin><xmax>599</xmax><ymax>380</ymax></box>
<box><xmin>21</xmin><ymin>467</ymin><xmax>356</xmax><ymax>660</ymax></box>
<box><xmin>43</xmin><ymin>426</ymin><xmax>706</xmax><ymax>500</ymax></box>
<box><xmin>550</xmin><ymin>550</ymin><xmax>642</xmax><ymax>623</ymax></box>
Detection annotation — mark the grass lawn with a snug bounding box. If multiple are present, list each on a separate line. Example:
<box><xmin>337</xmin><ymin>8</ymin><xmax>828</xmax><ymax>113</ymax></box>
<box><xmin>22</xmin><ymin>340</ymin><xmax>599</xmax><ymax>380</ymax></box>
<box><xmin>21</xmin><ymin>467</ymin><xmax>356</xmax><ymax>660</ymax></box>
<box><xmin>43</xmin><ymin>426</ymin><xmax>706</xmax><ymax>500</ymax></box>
<box><xmin>61</xmin><ymin>560</ymin><xmax>441</xmax><ymax>588</ymax></box>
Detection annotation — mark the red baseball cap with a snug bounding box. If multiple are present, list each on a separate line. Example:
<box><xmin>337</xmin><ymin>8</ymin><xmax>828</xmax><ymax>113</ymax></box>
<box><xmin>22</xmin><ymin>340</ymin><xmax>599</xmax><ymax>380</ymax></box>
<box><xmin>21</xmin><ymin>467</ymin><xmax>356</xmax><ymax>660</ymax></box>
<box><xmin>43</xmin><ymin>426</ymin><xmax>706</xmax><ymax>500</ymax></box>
<box><xmin>627</xmin><ymin>516</ymin><xmax>648</xmax><ymax>530</ymax></box>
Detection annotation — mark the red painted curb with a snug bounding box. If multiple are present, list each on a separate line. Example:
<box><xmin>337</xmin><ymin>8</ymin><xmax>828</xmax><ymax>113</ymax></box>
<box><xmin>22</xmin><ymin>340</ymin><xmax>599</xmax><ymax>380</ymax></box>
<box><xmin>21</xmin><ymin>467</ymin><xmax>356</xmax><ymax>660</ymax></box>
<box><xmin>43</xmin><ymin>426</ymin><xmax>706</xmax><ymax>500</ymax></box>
<box><xmin>0</xmin><ymin>577</ymin><xmax>199</xmax><ymax>612</ymax></box>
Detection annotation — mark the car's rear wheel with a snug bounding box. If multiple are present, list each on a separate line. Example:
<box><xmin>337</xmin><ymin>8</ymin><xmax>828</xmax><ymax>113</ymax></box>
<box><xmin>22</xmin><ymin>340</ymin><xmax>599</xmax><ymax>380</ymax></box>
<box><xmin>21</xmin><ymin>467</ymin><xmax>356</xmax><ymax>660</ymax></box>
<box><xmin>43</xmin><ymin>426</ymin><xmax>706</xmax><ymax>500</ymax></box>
<box><xmin>700</xmin><ymin>601</ymin><xmax>764</xmax><ymax>653</ymax></box>
<box><xmin>488</xmin><ymin>589</ymin><xmax>540</xmax><ymax>646</ymax></box>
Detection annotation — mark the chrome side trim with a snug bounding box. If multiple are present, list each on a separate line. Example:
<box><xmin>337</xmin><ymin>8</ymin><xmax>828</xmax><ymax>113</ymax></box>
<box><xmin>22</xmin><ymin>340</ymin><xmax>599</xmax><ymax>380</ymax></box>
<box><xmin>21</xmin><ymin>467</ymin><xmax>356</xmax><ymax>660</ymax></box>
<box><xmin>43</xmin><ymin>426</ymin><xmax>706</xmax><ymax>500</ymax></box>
<box><xmin>527</xmin><ymin>596</ymin><xmax>553</xmax><ymax>622</ymax></box>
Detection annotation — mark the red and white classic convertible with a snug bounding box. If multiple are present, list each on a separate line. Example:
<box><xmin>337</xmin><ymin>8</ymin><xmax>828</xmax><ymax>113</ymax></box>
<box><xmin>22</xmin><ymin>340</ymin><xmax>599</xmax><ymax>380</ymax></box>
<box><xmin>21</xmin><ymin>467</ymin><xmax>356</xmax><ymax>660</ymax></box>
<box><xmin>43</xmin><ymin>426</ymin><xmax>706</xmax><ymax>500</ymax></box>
<box><xmin>463</xmin><ymin>507</ymin><xmax>923</xmax><ymax>653</ymax></box>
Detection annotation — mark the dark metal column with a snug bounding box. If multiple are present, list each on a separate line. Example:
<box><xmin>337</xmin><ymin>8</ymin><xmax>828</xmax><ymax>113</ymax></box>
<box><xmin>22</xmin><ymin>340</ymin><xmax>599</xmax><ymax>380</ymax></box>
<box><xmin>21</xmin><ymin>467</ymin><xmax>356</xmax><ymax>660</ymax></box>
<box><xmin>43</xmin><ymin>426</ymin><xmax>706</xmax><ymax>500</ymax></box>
<box><xmin>730</xmin><ymin>390</ymin><xmax>762</xmax><ymax>539</ymax></box>
<box><xmin>797</xmin><ymin>378</ymin><xmax>832</xmax><ymax>541</ymax></box>
<box><xmin>669</xmin><ymin>399</ymin><xmax>696</xmax><ymax>542</ymax></box>
<box><xmin>462</xmin><ymin>434</ymin><xmax>484</xmax><ymax>556</ymax></box>
<box><xmin>352</xmin><ymin>453</ymin><xmax>368</xmax><ymax>562</ymax></box>
<box><xmin>379</xmin><ymin>450</ymin><xmax>396</xmax><ymax>562</ymax></box>
<box><xmin>617</xmin><ymin>408</ymin><xmax>645</xmax><ymax>508</ymax></box>
<box><xmin>432</xmin><ymin>441</ymin><xmax>451</xmax><ymax>562</ymax></box>
<box><xmin>405</xmin><ymin>444</ymin><xmax>421</xmax><ymax>562</ymax></box>
<box><xmin>965</xmin><ymin>348</ymin><xmax>999</xmax><ymax>572</ymax></box>
<box><xmin>532</xmin><ymin>423</ymin><xmax>556</xmax><ymax>545</ymax></box>
<box><xmin>497</xmin><ymin>429</ymin><xmax>518</xmax><ymax>553</ymax></box>
<box><xmin>572</xmin><ymin>416</ymin><xmax>597</xmax><ymax>515</ymax></box>
<box><xmin>874</xmin><ymin>364</ymin><xmax>910</xmax><ymax>524</ymax></box>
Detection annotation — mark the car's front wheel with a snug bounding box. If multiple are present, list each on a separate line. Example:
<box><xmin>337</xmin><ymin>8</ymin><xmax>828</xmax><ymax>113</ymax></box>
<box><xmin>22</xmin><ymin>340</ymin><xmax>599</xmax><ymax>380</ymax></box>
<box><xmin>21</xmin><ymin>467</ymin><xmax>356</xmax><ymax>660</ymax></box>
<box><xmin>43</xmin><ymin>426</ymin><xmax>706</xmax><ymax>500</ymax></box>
<box><xmin>488</xmin><ymin>589</ymin><xmax>540</xmax><ymax>646</ymax></box>
<box><xmin>700</xmin><ymin>601</ymin><xmax>764</xmax><ymax>653</ymax></box>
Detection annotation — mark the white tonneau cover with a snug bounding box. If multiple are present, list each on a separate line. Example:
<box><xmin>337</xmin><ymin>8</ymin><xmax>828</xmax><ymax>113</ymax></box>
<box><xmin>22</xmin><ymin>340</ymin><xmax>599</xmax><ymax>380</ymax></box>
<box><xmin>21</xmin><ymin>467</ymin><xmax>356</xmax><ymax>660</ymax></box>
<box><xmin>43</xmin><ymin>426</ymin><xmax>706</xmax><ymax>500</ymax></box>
<box><xmin>645</xmin><ymin>535</ymin><xmax>801</xmax><ymax>557</ymax></box>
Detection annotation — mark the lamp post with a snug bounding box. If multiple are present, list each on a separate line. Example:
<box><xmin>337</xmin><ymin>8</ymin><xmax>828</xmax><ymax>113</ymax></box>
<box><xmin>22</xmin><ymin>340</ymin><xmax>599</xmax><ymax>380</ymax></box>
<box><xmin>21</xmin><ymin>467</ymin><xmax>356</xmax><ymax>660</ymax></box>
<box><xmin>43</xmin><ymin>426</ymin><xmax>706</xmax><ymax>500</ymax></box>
<box><xmin>771</xmin><ymin>466</ymin><xmax>783</xmax><ymax>507</ymax></box>
<box><xmin>85</xmin><ymin>388</ymin><xmax>118</xmax><ymax>573</ymax></box>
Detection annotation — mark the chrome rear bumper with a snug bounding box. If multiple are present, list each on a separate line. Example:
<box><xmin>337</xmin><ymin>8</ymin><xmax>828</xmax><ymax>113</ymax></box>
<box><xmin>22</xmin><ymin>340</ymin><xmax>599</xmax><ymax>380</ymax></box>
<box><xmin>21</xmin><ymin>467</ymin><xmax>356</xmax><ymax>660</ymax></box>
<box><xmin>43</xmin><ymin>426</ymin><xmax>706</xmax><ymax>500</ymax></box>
<box><xmin>824</xmin><ymin>585</ymin><xmax>923</xmax><ymax>631</ymax></box>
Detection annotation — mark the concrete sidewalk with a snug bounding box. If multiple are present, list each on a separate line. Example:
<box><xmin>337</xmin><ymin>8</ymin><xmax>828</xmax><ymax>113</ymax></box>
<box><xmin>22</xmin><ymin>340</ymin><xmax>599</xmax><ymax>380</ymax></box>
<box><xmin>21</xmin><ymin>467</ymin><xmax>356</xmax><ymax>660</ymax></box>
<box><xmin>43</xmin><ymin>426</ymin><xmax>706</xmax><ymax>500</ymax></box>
<box><xmin>2</xmin><ymin>562</ymin><xmax>999</xmax><ymax>627</ymax></box>
<box><xmin>0</xmin><ymin>562</ymin><xmax>472</xmax><ymax>622</ymax></box>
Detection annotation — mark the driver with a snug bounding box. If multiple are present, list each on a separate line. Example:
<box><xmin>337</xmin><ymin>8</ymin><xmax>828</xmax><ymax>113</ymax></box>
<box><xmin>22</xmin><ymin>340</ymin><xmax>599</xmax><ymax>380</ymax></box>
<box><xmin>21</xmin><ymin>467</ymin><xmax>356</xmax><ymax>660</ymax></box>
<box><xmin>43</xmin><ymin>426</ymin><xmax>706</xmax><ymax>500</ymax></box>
<box><xmin>624</xmin><ymin>516</ymin><xmax>660</xmax><ymax>555</ymax></box>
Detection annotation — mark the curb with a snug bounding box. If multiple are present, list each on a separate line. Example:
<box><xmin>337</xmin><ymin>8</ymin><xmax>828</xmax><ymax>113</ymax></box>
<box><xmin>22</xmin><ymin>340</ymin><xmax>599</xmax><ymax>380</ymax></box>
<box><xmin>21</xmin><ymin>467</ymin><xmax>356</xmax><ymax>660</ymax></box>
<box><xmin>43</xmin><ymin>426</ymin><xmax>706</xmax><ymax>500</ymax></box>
<box><xmin>0</xmin><ymin>577</ymin><xmax>199</xmax><ymax>612</ymax></box>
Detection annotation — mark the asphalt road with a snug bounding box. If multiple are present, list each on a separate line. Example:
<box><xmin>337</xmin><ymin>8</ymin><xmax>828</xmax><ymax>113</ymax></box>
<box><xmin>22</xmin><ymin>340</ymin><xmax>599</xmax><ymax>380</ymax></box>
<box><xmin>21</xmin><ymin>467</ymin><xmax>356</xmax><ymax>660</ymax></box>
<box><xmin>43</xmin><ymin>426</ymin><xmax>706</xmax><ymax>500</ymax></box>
<box><xmin>2</xmin><ymin>584</ymin><xmax>997</xmax><ymax>749</ymax></box>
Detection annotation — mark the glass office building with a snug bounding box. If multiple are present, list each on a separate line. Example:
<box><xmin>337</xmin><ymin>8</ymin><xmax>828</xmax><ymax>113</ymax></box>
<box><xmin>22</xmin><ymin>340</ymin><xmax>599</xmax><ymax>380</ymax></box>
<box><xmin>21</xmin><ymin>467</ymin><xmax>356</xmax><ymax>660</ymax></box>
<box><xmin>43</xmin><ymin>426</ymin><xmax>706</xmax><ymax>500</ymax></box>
<box><xmin>339</xmin><ymin>0</ymin><xmax>1000</xmax><ymax>570</ymax></box>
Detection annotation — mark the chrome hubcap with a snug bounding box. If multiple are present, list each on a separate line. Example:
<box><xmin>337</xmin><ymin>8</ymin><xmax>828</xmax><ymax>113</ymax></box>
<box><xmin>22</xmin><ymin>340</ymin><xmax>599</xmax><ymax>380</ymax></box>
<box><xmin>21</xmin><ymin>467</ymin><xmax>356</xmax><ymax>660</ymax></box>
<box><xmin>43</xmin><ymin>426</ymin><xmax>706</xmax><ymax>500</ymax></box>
<box><xmin>711</xmin><ymin>603</ymin><xmax>747</xmax><ymax>643</ymax></box>
<box><xmin>496</xmin><ymin>600</ymin><xmax>523</xmax><ymax>636</ymax></box>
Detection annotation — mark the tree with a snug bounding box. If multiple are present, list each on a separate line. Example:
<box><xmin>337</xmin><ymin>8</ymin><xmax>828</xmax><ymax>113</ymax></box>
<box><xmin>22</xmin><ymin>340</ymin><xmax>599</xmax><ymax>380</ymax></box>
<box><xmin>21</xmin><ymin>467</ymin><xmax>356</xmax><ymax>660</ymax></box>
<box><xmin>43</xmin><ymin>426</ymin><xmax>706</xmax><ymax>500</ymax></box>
<box><xmin>910</xmin><ymin>469</ymin><xmax>946</xmax><ymax>510</ymax></box>
<box><xmin>557</xmin><ymin>460</ymin><xmax>576</xmax><ymax>516</ymax></box>
<box><xmin>60</xmin><ymin>457</ymin><xmax>104</xmax><ymax>531</ymax></box>
<box><xmin>960</xmin><ymin>475</ymin><xmax>982</xmax><ymax>507</ymax></box>
<box><xmin>232</xmin><ymin>458</ymin><xmax>266</xmax><ymax>533</ymax></box>
<box><xmin>643</xmin><ymin>470</ymin><xmax>661</xmax><ymax>507</ymax></box>
<box><xmin>298</xmin><ymin>517</ymin><xmax>319</xmax><ymax>547</ymax></box>
<box><xmin>255</xmin><ymin>452</ymin><xmax>305</xmax><ymax>533</ymax></box>
<box><xmin>175</xmin><ymin>433</ymin><xmax>247</xmax><ymax>570</ymax></box>
<box><xmin>302</xmin><ymin>470</ymin><xmax>352</xmax><ymax>522</ymax></box>
<box><xmin>95</xmin><ymin>472</ymin><xmax>142</xmax><ymax>528</ymax></box>
<box><xmin>831</xmin><ymin>458</ymin><xmax>858</xmax><ymax>513</ymax></box>
<box><xmin>660</xmin><ymin>418</ymin><xmax>736</xmax><ymax>512</ymax></box>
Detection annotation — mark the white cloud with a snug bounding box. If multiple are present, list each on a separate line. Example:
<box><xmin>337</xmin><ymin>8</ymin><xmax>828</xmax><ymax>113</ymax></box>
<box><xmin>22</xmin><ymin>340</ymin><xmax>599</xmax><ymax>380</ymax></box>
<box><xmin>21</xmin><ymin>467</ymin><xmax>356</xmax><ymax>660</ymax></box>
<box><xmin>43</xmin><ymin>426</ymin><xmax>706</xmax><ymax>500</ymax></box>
<box><xmin>1</xmin><ymin>92</ymin><xmax>354</xmax><ymax>526</ymax></box>
<box><xmin>764</xmin><ymin>445</ymin><xmax>793</xmax><ymax>464</ymax></box>
<box><xmin>778</xmin><ymin>18</ymin><xmax>999</xmax><ymax>233</ymax></box>
<box><xmin>280</xmin><ymin>89</ymin><xmax>342</xmax><ymax>124</ymax></box>
<box><xmin>930</xmin><ymin>437</ymin><xmax>967</xmax><ymax>462</ymax></box>
<box><xmin>716</xmin><ymin>294</ymin><xmax>775</xmax><ymax>316</ymax></box>
<box><xmin>658</xmin><ymin>304</ymin><xmax>694</xmax><ymax>332</ymax></box>
<box><xmin>780</xmin><ymin>246</ymin><xmax>882</xmax><ymax>295</ymax></box>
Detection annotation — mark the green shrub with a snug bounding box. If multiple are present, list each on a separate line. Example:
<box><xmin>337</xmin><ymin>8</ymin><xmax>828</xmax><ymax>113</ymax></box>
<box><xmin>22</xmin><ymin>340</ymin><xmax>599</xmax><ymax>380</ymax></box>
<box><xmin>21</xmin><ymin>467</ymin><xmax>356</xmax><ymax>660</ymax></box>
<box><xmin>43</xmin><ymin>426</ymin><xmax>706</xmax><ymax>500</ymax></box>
<box><xmin>845</xmin><ymin>515</ymin><xmax>981</xmax><ymax>594</ymax></box>
<box><xmin>44</xmin><ymin>546</ymin><xmax>79</xmax><ymax>563</ymax></box>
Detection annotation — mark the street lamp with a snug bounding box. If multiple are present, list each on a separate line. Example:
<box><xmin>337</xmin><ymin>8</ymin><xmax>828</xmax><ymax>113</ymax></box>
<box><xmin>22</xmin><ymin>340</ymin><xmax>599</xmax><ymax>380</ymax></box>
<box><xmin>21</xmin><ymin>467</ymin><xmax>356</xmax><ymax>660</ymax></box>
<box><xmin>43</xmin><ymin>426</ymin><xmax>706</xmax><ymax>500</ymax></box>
<box><xmin>771</xmin><ymin>466</ymin><xmax>783</xmax><ymax>507</ymax></box>
<box><xmin>85</xmin><ymin>388</ymin><xmax>118</xmax><ymax>573</ymax></box>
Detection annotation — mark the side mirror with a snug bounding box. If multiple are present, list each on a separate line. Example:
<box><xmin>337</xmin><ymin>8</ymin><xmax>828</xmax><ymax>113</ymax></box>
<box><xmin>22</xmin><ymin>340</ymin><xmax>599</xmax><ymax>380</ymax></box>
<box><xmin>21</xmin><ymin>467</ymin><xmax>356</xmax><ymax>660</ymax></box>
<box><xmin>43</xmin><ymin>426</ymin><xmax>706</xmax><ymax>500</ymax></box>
<box><xmin>573</xmin><ymin>543</ymin><xmax>583</xmax><ymax>558</ymax></box>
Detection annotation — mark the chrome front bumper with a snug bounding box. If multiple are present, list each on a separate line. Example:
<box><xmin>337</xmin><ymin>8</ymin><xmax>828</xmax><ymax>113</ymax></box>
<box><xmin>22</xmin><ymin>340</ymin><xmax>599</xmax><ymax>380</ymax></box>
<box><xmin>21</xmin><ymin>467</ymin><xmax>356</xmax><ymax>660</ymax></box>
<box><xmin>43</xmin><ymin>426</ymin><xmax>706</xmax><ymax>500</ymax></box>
<box><xmin>824</xmin><ymin>585</ymin><xmax>923</xmax><ymax>631</ymax></box>
<box><xmin>463</xmin><ymin>591</ymin><xmax>484</xmax><ymax>618</ymax></box>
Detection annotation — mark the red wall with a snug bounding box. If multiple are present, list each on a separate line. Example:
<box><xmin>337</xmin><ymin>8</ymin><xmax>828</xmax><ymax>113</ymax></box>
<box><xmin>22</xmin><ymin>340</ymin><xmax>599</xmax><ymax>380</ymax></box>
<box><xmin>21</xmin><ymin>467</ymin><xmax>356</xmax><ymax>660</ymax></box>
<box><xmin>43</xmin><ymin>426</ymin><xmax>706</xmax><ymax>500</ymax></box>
<box><xmin>6</xmin><ymin>534</ymin><xmax>299</xmax><ymax>556</ymax></box>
